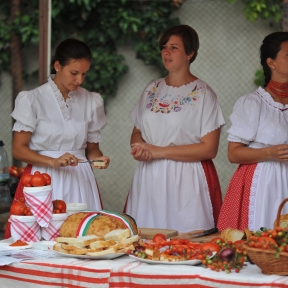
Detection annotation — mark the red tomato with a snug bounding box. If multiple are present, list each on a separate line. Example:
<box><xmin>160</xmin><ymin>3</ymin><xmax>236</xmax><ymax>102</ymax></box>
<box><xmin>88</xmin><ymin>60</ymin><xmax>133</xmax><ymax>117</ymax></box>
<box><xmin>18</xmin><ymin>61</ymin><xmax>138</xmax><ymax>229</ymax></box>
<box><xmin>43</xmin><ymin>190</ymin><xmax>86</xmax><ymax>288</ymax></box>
<box><xmin>30</xmin><ymin>174</ymin><xmax>46</xmax><ymax>187</ymax></box>
<box><xmin>210</xmin><ymin>237</ymin><xmax>225</xmax><ymax>244</ymax></box>
<box><xmin>41</xmin><ymin>173</ymin><xmax>51</xmax><ymax>185</ymax></box>
<box><xmin>200</xmin><ymin>242</ymin><xmax>220</xmax><ymax>253</ymax></box>
<box><xmin>9</xmin><ymin>166</ymin><xmax>19</xmax><ymax>178</ymax></box>
<box><xmin>258</xmin><ymin>236</ymin><xmax>277</xmax><ymax>246</ymax></box>
<box><xmin>21</xmin><ymin>174</ymin><xmax>33</xmax><ymax>187</ymax></box>
<box><xmin>233</xmin><ymin>239</ymin><xmax>245</xmax><ymax>247</ymax></box>
<box><xmin>10</xmin><ymin>201</ymin><xmax>25</xmax><ymax>216</ymax></box>
<box><xmin>152</xmin><ymin>233</ymin><xmax>166</xmax><ymax>243</ymax></box>
<box><xmin>52</xmin><ymin>200</ymin><xmax>67</xmax><ymax>213</ymax></box>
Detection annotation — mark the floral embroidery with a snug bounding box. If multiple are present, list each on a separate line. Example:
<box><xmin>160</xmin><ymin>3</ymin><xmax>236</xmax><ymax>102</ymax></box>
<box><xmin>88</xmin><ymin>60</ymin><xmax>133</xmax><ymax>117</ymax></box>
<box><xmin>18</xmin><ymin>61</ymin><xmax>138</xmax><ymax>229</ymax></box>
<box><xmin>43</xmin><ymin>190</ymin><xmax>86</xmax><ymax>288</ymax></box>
<box><xmin>146</xmin><ymin>81</ymin><xmax>202</xmax><ymax>113</ymax></box>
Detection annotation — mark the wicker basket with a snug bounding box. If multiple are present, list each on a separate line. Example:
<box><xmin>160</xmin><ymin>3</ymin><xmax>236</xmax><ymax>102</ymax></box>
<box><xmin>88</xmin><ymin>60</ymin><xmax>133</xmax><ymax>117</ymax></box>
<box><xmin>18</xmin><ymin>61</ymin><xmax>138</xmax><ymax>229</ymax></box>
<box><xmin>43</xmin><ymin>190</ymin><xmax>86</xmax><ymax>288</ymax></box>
<box><xmin>244</xmin><ymin>198</ymin><xmax>288</xmax><ymax>275</ymax></box>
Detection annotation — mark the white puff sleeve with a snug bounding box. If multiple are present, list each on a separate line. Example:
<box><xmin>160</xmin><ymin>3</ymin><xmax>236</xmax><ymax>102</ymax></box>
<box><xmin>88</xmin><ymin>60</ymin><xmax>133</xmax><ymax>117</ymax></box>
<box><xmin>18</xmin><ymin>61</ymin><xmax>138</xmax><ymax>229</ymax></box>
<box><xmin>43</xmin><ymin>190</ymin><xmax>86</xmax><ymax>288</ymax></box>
<box><xmin>11</xmin><ymin>91</ymin><xmax>37</xmax><ymax>132</ymax></box>
<box><xmin>87</xmin><ymin>92</ymin><xmax>107</xmax><ymax>143</ymax></box>
<box><xmin>227</xmin><ymin>93</ymin><xmax>261</xmax><ymax>145</ymax></box>
<box><xmin>200</xmin><ymin>86</ymin><xmax>226</xmax><ymax>137</ymax></box>
<box><xmin>130</xmin><ymin>81</ymin><xmax>153</xmax><ymax>130</ymax></box>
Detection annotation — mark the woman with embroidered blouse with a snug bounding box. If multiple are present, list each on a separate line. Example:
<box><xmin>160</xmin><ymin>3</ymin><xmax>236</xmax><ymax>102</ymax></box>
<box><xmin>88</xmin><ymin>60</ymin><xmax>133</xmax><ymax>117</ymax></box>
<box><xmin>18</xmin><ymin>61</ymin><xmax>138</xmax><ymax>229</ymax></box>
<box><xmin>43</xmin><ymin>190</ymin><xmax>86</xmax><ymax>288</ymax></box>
<box><xmin>4</xmin><ymin>38</ymin><xmax>109</xmax><ymax>238</ymax></box>
<box><xmin>124</xmin><ymin>25</ymin><xmax>225</xmax><ymax>233</ymax></box>
<box><xmin>217</xmin><ymin>32</ymin><xmax>288</xmax><ymax>231</ymax></box>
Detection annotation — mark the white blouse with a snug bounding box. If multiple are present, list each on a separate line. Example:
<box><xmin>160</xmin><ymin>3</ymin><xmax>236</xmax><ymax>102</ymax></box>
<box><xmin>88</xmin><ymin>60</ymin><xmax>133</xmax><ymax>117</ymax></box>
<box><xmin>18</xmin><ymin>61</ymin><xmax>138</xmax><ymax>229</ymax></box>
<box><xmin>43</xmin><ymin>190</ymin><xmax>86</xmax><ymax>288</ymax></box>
<box><xmin>11</xmin><ymin>75</ymin><xmax>107</xmax><ymax>151</ymax></box>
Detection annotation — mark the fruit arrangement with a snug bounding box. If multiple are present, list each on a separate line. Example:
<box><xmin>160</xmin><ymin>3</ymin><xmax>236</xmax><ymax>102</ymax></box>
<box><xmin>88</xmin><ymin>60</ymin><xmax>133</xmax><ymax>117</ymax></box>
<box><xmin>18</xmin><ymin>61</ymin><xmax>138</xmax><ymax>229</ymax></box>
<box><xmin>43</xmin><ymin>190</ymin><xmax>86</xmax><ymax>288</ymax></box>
<box><xmin>21</xmin><ymin>171</ymin><xmax>51</xmax><ymax>187</ymax></box>
<box><xmin>10</xmin><ymin>197</ymin><xmax>33</xmax><ymax>216</ymax></box>
<box><xmin>201</xmin><ymin>237</ymin><xmax>247</xmax><ymax>273</ymax></box>
<box><xmin>127</xmin><ymin>233</ymin><xmax>247</xmax><ymax>272</ymax></box>
<box><xmin>246</xmin><ymin>227</ymin><xmax>288</xmax><ymax>256</ymax></box>
<box><xmin>52</xmin><ymin>199</ymin><xmax>67</xmax><ymax>214</ymax></box>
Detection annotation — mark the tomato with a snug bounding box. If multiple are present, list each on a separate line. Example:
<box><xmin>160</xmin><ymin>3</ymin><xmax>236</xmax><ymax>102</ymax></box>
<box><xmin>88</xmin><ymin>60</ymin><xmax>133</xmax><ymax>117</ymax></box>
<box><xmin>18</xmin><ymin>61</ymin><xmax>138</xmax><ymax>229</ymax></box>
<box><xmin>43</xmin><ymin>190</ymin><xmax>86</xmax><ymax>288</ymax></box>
<box><xmin>10</xmin><ymin>201</ymin><xmax>26</xmax><ymax>215</ymax></box>
<box><xmin>200</xmin><ymin>242</ymin><xmax>220</xmax><ymax>253</ymax></box>
<box><xmin>233</xmin><ymin>240</ymin><xmax>244</xmax><ymax>247</ymax></box>
<box><xmin>21</xmin><ymin>174</ymin><xmax>33</xmax><ymax>187</ymax></box>
<box><xmin>152</xmin><ymin>233</ymin><xmax>166</xmax><ymax>243</ymax></box>
<box><xmin>210</xmin><ymin>237</ymin><xmax>225</xmax><ymax>244</ymax></box>
<box><xmin>52</xmin><ymin>199</ymin><xmax>67</xmax><ymax>213</ymax></box>
<box><xmin>258</xmin><ymin>236</ymin><xmax>277</xmax><ymax>246</ymax></box>
<box><xmin>9</xmin><ymin>166</ymin><xmax>19</xmax><ymax>178</ymax></box>
<box><xmin>30</xmin><ymin>174</ymin><xmax>46</xmax><ymax>187</ymax></box>
<box><xmin>42</xmin><ymin>173</ymin><xmax>51</xmax><ymax>185</ymax></box>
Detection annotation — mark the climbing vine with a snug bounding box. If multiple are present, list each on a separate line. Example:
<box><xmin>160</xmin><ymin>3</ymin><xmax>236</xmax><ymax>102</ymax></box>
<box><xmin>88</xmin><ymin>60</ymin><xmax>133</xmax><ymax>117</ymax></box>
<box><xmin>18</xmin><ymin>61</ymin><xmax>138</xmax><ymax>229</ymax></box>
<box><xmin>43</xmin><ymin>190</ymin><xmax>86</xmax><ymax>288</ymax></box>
<box><xmin>0</xmin><ymin>0</ymin><xmax>183</xmax><ymax>100</ymax></box>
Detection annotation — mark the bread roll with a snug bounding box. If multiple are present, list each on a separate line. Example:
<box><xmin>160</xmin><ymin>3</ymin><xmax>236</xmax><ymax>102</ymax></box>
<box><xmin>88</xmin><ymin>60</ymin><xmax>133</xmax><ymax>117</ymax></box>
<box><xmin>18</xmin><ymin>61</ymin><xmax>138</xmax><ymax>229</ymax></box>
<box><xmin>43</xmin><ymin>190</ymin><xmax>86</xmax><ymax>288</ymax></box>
<box><xmin>59</xmin><ymin>211</ymin><xmax>138</xmax><ymax>238</ymax></box>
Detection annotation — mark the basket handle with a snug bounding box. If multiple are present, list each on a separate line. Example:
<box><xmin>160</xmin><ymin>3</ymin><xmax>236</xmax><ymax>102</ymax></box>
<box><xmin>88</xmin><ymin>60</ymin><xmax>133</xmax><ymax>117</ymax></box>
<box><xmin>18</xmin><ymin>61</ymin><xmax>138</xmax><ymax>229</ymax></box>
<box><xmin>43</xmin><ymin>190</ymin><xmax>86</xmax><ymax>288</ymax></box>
<box><xmin>274</xmin><ymin>198</ymin><xmax>288</xmax><ymax>227</ymax></box>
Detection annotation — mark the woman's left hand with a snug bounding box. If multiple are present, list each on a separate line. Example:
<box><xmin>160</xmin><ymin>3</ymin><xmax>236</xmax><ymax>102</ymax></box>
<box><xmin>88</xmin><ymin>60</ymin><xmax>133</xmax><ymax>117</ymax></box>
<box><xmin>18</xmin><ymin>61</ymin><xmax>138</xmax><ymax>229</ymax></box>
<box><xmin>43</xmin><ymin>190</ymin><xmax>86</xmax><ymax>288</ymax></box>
<box><xmin>92</xmin><ymin>156</ymin><xmax>110</xmax><ymax>169</ymax></box>
<box><xmin>131</xmin><ymin>143</ymin><xmax>153</xmax><ymax>161</ymax></box>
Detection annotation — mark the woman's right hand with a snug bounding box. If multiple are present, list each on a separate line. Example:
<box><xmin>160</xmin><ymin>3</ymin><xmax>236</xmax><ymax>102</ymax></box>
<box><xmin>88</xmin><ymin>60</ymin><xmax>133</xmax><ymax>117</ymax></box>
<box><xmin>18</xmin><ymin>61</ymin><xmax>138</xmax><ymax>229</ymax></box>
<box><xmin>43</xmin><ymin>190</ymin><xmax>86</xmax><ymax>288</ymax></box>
<box><xmin>131</xmin><ymin>143</ymin><xmax>152</xmax><ymax>162</ymax></box>
<box><xmin>268</xmin><ymin>144</ymin><xmax>288</xmax><ymax>162</ymax></box>
<box><xmin>52</xmin><ymin>152</ymin><xmax>79</xmax><ymax>168</ymax></box>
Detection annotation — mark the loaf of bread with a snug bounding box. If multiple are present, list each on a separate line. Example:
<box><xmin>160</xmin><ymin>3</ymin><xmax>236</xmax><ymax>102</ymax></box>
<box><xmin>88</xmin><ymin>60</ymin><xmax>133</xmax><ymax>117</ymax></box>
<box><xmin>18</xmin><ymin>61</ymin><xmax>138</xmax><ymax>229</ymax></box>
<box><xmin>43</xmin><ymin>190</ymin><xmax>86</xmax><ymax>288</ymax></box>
<box><xmin>220</xmin><ymin>227</ymin><xmax>244</xmax><ymax>242</ymax></box>
<box><xmin>59</xmin><ymin>211</ymin><xmax>138</xmax><ymax>238</ymax></box>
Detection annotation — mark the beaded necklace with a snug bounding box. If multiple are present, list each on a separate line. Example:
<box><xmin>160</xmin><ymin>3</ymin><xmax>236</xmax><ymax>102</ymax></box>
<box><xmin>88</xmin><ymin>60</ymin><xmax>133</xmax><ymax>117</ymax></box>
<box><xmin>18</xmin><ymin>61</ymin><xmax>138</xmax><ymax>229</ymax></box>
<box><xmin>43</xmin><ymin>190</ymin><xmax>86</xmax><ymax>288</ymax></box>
<box><xmin>267</xmin><ymin>79</ymin><xmax>288</xmax><ymax>98</ymax></box>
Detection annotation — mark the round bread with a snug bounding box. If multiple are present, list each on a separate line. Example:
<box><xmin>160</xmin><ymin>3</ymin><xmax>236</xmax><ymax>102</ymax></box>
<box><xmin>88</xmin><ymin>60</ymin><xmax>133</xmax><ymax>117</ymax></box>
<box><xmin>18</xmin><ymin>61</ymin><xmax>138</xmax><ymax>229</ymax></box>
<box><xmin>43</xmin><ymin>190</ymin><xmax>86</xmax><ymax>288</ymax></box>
<box><xmin>59</xmin><ymin>212</ymin><xmax>138</xmax><ymax>237</ymax></box>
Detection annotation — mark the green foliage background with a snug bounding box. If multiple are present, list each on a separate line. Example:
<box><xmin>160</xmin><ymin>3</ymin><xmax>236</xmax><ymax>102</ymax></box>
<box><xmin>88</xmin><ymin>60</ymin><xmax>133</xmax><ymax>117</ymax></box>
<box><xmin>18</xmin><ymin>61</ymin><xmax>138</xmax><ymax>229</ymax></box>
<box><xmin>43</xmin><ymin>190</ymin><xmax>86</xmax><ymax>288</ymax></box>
<box><xmin>0</xmin><ymin>0</ymin><xmax>183</xmax><ymax>100</ymax></box>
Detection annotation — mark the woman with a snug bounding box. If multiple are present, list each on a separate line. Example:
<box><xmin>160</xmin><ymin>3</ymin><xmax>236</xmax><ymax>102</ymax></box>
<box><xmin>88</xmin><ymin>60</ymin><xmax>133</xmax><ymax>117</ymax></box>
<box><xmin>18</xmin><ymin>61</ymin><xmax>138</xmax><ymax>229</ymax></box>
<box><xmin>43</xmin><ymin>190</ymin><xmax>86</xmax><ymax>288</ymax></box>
<box><xmin>5</xmin><ymin>38</ymin><xmax>109</xmax><ymax>238</ymax></box>
<box><xmin>217</xmin><ymin>32</ymin><xmax>288</xmax><ymax>231</ymax></box>
<box><xmin>124</xmin><ymin>25</ymin><xmax>225</xmax><ymax>233</ymax></box>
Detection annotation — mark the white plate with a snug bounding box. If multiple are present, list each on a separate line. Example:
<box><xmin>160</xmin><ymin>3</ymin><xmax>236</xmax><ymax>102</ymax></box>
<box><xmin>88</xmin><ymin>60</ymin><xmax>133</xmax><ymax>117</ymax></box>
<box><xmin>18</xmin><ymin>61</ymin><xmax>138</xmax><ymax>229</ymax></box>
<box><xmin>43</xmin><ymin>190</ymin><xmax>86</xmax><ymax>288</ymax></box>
<box><xmin>129</xmin><ymin>254</ymin><xmax>202</xmax><ymax>265</ymax></box>
<box><xmin>0</xmin><ymin>242</ymin><xmax>33</xmax><ymax>250</ymax></box>
<box><xmin>54</xmin><ymin>250</ymin><xmax>126</xmax><ymax>260</ymax></box>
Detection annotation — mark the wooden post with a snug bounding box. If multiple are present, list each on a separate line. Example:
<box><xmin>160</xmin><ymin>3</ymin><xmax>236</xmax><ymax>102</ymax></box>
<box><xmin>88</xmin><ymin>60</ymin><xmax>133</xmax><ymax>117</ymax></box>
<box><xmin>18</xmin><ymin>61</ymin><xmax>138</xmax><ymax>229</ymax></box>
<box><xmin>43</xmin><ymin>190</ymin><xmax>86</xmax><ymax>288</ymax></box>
<box><xmin>10</xmin><ymin>0</ymin><xmax>22</xmax><ymax>167</ymax></box>
<box><xmin>39</xmin><ymin>0</ymin><xmax>51</xmax><ymax>85</ymax></box>
<box><xmin>283</xmin><ymin>0</ymin><xmax>288</xmax><ymax>31</ymax></box>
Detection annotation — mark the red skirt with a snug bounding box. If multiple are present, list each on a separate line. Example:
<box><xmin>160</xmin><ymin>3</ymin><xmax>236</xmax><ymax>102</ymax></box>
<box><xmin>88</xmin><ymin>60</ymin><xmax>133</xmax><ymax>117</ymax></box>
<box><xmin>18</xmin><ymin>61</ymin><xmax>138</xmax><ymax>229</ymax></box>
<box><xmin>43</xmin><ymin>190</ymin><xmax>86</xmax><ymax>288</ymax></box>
<box><xmin>217</xmin><ymin>163</ymin><xmax>257</xmax><ymax>231</ymax></box>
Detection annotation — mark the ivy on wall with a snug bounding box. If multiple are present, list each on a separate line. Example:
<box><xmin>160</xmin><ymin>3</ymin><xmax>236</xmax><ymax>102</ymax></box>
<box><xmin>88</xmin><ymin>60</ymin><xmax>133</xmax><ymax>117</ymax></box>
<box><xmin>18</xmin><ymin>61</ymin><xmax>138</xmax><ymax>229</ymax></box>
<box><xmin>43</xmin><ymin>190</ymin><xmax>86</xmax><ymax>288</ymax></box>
<box><xmin>0</xmin><ymin>0</ymin><xmax>183</xmax><ymax>100</ymax></box>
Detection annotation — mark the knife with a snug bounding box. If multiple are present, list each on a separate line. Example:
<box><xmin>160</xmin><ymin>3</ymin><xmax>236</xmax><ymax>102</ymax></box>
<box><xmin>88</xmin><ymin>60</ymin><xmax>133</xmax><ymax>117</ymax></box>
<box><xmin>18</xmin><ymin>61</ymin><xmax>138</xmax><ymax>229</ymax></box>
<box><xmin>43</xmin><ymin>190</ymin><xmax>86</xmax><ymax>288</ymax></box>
<box><xmin>190</xmin><ymin>227</ymin><xmax>219</xmax><ymax>238</ymax></box>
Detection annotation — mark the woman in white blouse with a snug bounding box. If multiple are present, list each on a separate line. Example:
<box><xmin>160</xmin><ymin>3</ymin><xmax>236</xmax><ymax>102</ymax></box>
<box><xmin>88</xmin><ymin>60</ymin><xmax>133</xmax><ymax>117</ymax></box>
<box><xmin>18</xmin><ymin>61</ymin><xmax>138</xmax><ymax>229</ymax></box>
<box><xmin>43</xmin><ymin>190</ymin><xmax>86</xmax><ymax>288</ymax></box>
<box><xmin>124</xmin><ymin>25</ymin><xmax>225</xmax><ymax>233</ymax></box>
<box><xmin>5</xmin><ymin>38</ymin><xmax>109</xmax><ymax>238</ymax></box>
<box><xmin>218</xmin><ymin>32</ymin><xmax>288</xmax><ymax>231</ymax></box>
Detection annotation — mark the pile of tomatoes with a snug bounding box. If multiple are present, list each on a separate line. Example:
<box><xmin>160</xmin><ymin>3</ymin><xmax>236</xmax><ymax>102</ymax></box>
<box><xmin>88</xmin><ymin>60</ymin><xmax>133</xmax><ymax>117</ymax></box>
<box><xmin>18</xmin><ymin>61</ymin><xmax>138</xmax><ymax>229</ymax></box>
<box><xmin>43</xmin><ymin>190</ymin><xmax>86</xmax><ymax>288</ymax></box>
<box><xmin>247</xmin><ymin>226</ymin><xmax>288</xmax><ymax>255</ymax></box>
<box><xmin>52</xmin><ymin>199</ymin><xmax>67</xmax><ymax>214</ymax></box>
<box><xmin>10</xmin><ymin>198</ymin><xmax>33</xmax><ymax>216</ymax></box>
<box><xmin>21</xmin><ymin>171</ymin><xmax>51</xmax><ymax>187</ymax></box>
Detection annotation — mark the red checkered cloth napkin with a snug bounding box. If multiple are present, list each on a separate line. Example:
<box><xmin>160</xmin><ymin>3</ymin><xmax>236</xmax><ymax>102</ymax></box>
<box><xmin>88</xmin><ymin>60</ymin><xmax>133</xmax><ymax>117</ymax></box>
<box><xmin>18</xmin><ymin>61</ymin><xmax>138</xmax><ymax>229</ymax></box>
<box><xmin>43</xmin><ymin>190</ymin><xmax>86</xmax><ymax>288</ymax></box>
<box><xmin>42</xmin><ymin>222</ymin><xmax>61</xmax><ymax>241</ymax></box>
<box><xmin>24</xmin><ymin>189</ymin><xmax>53</xmax><ymax>227</ymax></box>
<box><xmin>9</xmin><ymin>217</ymin><xmax>41</xmax><ymax>242</ymax></box>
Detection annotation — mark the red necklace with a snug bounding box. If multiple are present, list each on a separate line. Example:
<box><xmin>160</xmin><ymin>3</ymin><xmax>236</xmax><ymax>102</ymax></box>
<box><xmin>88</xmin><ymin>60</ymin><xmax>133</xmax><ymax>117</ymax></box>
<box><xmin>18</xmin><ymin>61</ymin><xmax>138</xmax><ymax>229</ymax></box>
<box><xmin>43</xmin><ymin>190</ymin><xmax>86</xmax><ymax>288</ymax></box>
<box><xmin>267</xmin><ymin>80</ymin><xmax>288</xmax><ymax>98</ymax></box>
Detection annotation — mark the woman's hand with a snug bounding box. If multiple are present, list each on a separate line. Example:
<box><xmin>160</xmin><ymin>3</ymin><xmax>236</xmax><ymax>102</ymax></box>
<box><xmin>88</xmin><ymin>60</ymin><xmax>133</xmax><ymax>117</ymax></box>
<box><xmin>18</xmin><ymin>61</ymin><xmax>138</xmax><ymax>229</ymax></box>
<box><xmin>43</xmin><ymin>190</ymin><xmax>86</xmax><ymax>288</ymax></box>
<box><xmin>52</xmin><ymin>152</ymin><xmax>79</xmax><ymax>168</ymax></box>
<box><xmin>92</xmin><ymin>156</ymin><xmax>110</xmax><ymax>169</ymax></box>
<box><xmin>268</xmin><ymin>144</ymin><xmax>288</xmax><ymax>162</ymax></box>
<box><xmin>131</xmin><ymin>143</ymin><xmax>153</xmax><ymax>162</ymax></box>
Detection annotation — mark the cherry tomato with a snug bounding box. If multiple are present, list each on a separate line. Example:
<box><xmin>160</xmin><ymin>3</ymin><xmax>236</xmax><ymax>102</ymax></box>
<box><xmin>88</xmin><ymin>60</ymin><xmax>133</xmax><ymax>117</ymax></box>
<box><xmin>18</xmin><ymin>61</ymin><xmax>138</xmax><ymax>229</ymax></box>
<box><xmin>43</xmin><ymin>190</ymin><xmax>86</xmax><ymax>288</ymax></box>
<box><xmin>30</xmin><ymin>174</ymin><xmax>46</xmax><ymax>187</ymax></box>
<box><xmin>41</xmin><ymin>173</ymin><xmax>51</xmax><ymax>185</ymax></box>
<box><xmin>200</xmin><ymin>242</ymin><xmax>220</xmax><ymax>253</ymax></box>
<box><xmin>210</xmin><ymin>237</ymin><xmax>225</xmax><ymax>245</ymax></box>
<box><xmin>21</xmin><ymin>174</ymin><xmax>33</xmax><ymax>187</ymax></box>
<box><xmin>152</xmin><ymin>233</ymin><xmax>166</xmax><ymax>243</ymax></box>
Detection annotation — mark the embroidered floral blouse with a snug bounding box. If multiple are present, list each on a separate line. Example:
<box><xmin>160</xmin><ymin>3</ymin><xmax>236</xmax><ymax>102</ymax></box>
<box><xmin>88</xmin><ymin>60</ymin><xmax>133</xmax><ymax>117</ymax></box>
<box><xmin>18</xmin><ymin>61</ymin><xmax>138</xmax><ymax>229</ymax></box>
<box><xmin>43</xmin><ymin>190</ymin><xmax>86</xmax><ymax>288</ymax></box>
<box><xmin>131</xmin><ymin>78</ymin><xmax>225</xmax><ymax>147</ymax></box>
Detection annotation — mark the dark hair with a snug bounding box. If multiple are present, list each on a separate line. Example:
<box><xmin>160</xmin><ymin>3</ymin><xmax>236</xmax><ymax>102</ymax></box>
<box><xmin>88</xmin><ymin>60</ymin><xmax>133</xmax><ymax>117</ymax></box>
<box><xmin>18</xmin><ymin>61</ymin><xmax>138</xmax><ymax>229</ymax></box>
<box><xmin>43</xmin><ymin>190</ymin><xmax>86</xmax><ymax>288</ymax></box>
<box><xmin>51</xmin><ymin>38</ymin><xmax>92</xmax><ymax>74</ymax></box>
<box><xmin>260</xmin><ymin>32</ymin><xmax>288</xmax><ymax>86</ymax></box>
<box><xmin>158</xmin><ymin>25</ymin><xmax>199</xmax><ymax>63</ymax></box>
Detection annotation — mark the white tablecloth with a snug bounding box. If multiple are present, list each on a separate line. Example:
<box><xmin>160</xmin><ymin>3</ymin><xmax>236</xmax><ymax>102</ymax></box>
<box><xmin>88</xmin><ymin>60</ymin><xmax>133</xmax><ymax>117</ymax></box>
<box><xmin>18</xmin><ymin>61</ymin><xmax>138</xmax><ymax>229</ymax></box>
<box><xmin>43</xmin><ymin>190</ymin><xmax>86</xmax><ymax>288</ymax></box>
<box><xmin>1</xmin><ymin>254</ymin><xmax>288</xmax><ymax>287</ymax></box>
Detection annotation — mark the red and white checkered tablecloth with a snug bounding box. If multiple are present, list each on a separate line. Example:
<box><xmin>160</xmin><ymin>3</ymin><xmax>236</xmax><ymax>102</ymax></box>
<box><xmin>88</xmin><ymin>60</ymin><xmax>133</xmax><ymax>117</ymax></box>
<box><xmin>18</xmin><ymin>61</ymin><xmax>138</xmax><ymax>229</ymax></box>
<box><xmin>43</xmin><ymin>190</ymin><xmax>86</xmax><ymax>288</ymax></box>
<box><xmin>1</xmin><ymin>255</ymin><xmax>288</xmax><ymax>288</ymax></box>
